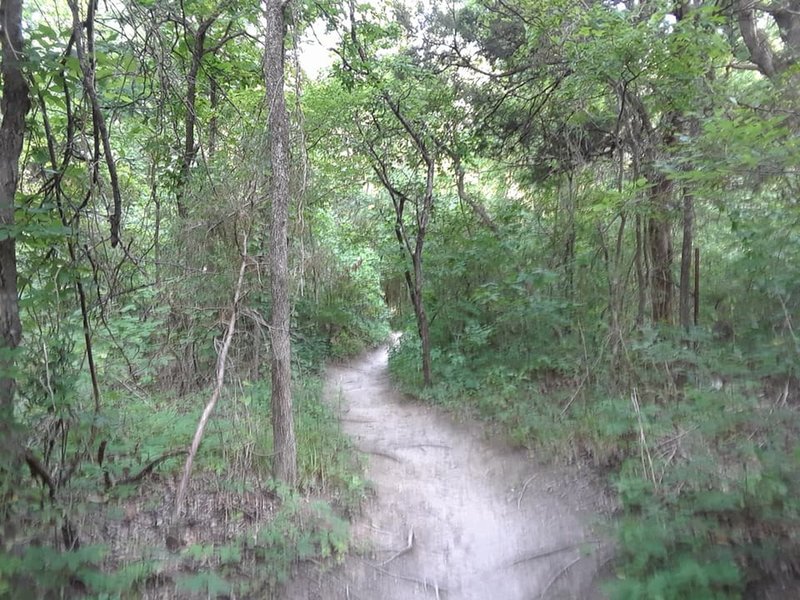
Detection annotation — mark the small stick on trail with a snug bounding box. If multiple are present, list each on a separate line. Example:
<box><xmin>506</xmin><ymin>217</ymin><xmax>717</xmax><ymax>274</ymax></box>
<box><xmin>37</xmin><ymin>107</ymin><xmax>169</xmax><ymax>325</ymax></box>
<box><xmin>508</xmin><ymin>539</ymin><xmax>601</xmax><ymax>567</ymax></box>
<box><xmin>400</xmin><ymin>443</ymin><xmax>451</xmax><ymax>451</ymax></box>
<box><xmin>363</xmin><ymin>448</ymin><xmax>403</xmax><ymax>463</ymax></box>
<box><xmin>516</xmin><ymin>473</ymin><xmax>537</xmax><ymax>509</ymax></box>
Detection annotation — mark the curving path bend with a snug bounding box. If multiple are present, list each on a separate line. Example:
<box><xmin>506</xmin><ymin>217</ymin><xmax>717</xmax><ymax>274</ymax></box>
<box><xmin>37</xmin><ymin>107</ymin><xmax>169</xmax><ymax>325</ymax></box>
<box><xmin>285</xmin><ymin>344</ymin><xmax>611</xmax><ymax>599</ymax></box>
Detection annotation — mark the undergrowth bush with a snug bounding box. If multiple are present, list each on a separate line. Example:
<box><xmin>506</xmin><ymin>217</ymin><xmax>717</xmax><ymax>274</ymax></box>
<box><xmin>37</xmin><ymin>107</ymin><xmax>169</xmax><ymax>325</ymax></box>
<box><xmin>606</xmin><ymin>385</ymin><xmax>800</xmax><ymax>599</ymax></box>
<box><xmin>1</xmin><ymin>358</ymin><xmax>366</xmax><ymax>599</ymax></box>
<box><xmin>390</xmin><ymin>319</ymin><xmax>800</xmax><ymax>598</ymax></box>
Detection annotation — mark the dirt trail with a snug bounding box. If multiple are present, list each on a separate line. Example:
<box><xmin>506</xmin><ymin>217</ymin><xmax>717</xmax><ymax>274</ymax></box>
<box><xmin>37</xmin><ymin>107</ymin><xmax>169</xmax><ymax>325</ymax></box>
<box><xmin>286</xmin><ymin>344</ymin><xmax>611</xmax><ymax>599</ymax></box>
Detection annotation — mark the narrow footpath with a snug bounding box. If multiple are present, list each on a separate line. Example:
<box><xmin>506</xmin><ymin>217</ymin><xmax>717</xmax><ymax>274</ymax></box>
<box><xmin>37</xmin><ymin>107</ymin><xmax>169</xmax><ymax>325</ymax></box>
<box><xmin>286</xmin><ymin>344</ymin><xmax>611</xmax><ymax>599</ymax></box>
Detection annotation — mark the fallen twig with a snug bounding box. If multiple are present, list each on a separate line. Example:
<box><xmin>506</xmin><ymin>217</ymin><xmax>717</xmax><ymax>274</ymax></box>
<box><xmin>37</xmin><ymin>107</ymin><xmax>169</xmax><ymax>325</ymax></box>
<box><xmin>378</xmin><ymin>528</ymin><xmax>414</xmax><ymax>566</ymax></box>
<box><xmin>116</xmin><ymin>449</ymin><xmax>187</xmax><ymax>487</ymax></box>
<box><xmin>400</xmin><ymin>443</ymin><xmax>451</xmax><ymax>451</ymax></box>
<box><xmin>359</xmin><ymin>556</ymin><xmax>447</xmax><ymax>594</ymax></box>
<box><xmin>539</xmin><ymin>555</ymin><xmax>583</xmax><ymax>599</ymax></box>
<box><xmin>654</xmin><ymin>425</ymin><xmax>697</xmax><ymax>449</ymax></box>
<box><xmin>516</xmin><ymin>473</ymin><xmax>537</xmax><ymax>509</ymax></box>
<box><xmin>560</xmin><ymin>382</ymin><xmax>586</xmax><ymax>417</ymax></box>
<box><xmin>363</xmin><ymin>448</ymin><xmax>403</xmax><ymax>463</ymax></box>
<box><xmin>508</xmin><ymin>540</ymin><xmax>601</xmax><ymax>568</ymax></box>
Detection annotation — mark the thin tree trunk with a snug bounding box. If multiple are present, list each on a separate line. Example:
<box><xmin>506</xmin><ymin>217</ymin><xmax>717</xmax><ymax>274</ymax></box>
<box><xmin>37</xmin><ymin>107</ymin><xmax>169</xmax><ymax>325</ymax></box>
<box><xmin>448</xmin><ymin>150</ymin><xmax>498</xmax><ymax>234</ymax></box>
<box><xmin>563</xmin><ymin>174</ymin><xmax>576</xmax><ymax>300</ymax></box>
<box><xmin>411</xmin><ymin>248</ymin><xmax>432</xmax><ymax>387</ymax></box>
<box><xmin>648</xmin><ymin>176</ymin><xmax>673</xmax><ymax>324</ymax></box>
<box><xmin>208</xmin><ymin>79</ymin><xmax>219</xmax><ymax>158</ymax></box>
<box><xmin>265</xmin><ymin>0</ymin><xmax>297</xmax><ymax>486</ymax></box>
<box><xmin>150</xmin><ymin>162</ymin><xmax>161</xmax><ymax>285</ymax></box>
<box><xmin>383</xmin><ymin>97</ymin><xmax>435</xmax><ymax>387</ymax></box>
<box><xmin>634</xmin><ymin>213</ymin><xmax>646</xmax><ymax>326</ymax></box>
<box><xmin>68</xmin><ymin>0</ymin><xmax>123</xmax><ymax>247</ymax></box>
<box><xmin>177</xmin><ymin>21</ymin><xmax>213</xmax><ymax>218</ymax></box>
<box><xmin>679</xmin><ymin>186</ymin><xmax>694</xmax><ymax>330</ymax></box>
<box><xmin>175</xmin><ymin>247</ymin><xmax>249</xmax><ymax>517</ymax></box>
<box><xmin>693</xmin><ymin>247</ymin><xmax>700</xmax><ymax>327</ymax></box>
<box><xmin>0</xmin><ymin>0</ymin><xmax>30</xmax><ymax>443</ymax></box>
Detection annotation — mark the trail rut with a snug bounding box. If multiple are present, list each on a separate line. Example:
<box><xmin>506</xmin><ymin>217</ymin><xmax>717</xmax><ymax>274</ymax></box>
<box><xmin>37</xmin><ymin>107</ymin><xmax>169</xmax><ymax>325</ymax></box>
<box><xmin>285</xmin><ymin>344</ymin><xmax>611</xmax><ymax>599</ymax></box>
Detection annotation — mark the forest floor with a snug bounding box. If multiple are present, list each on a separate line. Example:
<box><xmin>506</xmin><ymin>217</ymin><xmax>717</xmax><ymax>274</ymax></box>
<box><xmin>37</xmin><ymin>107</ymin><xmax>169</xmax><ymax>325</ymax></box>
<box><xmin>284</xmin><ymin>344</ymin><xmax>616</xmax><ymax>600</ymax></box>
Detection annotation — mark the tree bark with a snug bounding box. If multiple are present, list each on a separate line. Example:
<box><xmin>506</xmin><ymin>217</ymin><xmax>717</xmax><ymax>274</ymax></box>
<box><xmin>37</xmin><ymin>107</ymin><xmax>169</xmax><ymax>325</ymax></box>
<box><xmin>411</xmin><ymin>243</ymin><xmax>433</xmax><ymax>387</ymax></box>
<box><xmin>264</xmin><ymin>0</ymin><xmax>297</xmax><ymax>486</ymax></box>
<box><xmin>693</xmin><ymin>247</ymin><xmax>700</xmax><ymax>327</ymax></box>
<box><xmin>648</xmin><ymin>175</ymin><xmax>673</xmax><ymax>324</ymax></box>
<box><xmin>383</xmin><ymin>97</ymin><xmax>435</xmax><ymax>387</ymax></box>
<box><xmin>0</xmin><ymin>0</ymin><xmax>30</xmax><ymax>440</ymax></box>
<box><xmin>367</xmin><ymin>131</ymin><xmax>434</xmax><ymax>387</ymax></box>
<box><xmin>734</xmin><ymin>0</ymin><xmax>800</xmax><ymax>80</ymax></box>
<box><xmin>634</xmin><ymin>213</ymin><xmax>647</xmax><ymax>326</ymax></box>
<box><xmin>68</xmin><ymin>0</ymin><xmax>123</xmax><ymax>247</ymax></box>
<box><xmin>679</xmin><ymin>186</ymin><xmax>694</xmax><ymax>330</ymax></box>
<box><xmin>176</xmin><ymin>15</ymin><xmax>217</xmax><ymax>218</ymax></box>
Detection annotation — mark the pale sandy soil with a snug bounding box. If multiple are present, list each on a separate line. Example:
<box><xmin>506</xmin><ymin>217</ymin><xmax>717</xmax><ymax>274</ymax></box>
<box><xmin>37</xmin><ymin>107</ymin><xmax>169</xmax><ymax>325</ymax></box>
<box><xmin>284</xmin><ymin>344</ymin><xmax>614</xmax><ymax>599</ymax></box>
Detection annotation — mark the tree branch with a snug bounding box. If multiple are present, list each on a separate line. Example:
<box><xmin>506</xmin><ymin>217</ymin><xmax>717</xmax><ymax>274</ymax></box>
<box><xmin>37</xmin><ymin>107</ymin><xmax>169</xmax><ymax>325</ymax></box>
<box><xmin>174</xmin><ymin>240</ymin><xmax>249</xmax><ymax>517</ymax></box>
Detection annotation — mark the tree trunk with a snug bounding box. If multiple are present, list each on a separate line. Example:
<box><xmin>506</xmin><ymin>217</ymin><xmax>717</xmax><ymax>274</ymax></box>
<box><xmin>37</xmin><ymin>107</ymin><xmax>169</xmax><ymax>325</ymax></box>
<box><xmin>177</xmin><ymin>26</ymin><xmax>208</xmax><ymax>218</ymax></box>
<box><xmin>679</xmin><ymin>186</ymin><xmax>694</xmax><ymax>330</ymax></box>
<box><xmin>208</xmin><ymin>79</ymin><xmax>219</xmax><ymax>158</ymax></box>
<box><xmin>264</xmin><ymin>0</ymin><xmax>296</xmax><ymax>486</ymax></box>
<box><xmin>388</xmin><ymin>192</ymin><xmax>432</xmax><ymax>387</ymax></box>
<box><xmin>693</xmin><ymin>247</ymin><xmax>700</xmax><ymax>327</ymax></box>
<box><xmin>0</xmin><ymin>0</ymin><xmax>30</xmax><ymax>440</ymax></box>
<box><xmin>68</xmin><ymin>0</ymin><xmax>123</xmax><ymax>247</ymax></box>
<box><xmin>733</xmin><ymin>0</ymin><xmax>800</xmax><ymax>81</ymax></box>
<box><xmin>383</xmin><ymin>97</ymin><xmax>436</xmax><ymax>387</ymax></box>
<box><xmin>411</xmin><ymin>247</ymin><xmax>432</xmax><ymax>387</ymax></box>
<box><xmin>634</xmin><ymin>213</ymin><xmax>647</xmax><ymax>326</ymax></box>
<box><xmin>562</xmin><ymin>174</ymin><xmax>576</xmax><ymax>300</ymax></box>
<box><xmin>648</xmin><ymin>176</ymin><xmax>673</xmax><ymax>324</ymax></box>
<box><xmin>367</xmin><ymin>104</ymin><xmax>435</xmax><ymax>387</ymax></box>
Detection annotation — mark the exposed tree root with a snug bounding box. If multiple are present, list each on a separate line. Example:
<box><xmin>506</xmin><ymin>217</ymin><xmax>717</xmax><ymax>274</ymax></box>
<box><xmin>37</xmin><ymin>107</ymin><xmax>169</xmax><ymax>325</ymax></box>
<box><xmin>378</xmin><ymin>528</ymin><xmax>414</xmax><ymax>566</ymax></box>
<box><xmin>508</xmin><ymin>539</ymin><xmax>601</xmax><ymax>568</ymax></box>
<box><xmin>361</xmin><ymin>556</ymin><xmax>447</xmax><ymax>596</ymax></box>
<box><xmin>363</xmin><ymin>448</ymin><xmax>403</xmax><ymax>463</ymax></box>
<box><xmin>116</xmin><ymin>449</ymin><xmax>187</xmax><ymax>487</ymax></box>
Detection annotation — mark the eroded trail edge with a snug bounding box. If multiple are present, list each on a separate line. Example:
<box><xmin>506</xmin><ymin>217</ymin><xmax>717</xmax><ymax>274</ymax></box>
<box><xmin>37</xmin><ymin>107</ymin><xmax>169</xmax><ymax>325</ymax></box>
<box><xmin>286</xmin><ymin>345</ymin><xmax>612</xmax><ymax>599</ymax></box>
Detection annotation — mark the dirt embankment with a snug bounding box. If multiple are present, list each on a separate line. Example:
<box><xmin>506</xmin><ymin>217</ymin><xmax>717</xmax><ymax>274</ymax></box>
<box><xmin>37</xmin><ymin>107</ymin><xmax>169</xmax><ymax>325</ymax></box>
<box><xmin>285</xmin><ymin>345</ymin><xmax>613</xmax><ymax>599</ymax></box>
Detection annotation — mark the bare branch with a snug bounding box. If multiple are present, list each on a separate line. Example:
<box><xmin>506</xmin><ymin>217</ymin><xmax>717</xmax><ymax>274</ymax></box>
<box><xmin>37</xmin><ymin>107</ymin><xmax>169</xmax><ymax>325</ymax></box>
<box><xmin>174</xmin><ymin>239</ymin><xmax>250</xmax><ymax>518</ymax></box>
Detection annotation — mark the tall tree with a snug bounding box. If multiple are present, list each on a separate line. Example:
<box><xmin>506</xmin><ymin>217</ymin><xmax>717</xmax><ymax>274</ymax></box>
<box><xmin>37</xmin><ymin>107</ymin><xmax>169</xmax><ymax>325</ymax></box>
<box><xmin>331</xmin><ymin>1</ymin><xmax>451</xmax><ymax>386</ymax></box>
<box><xmin>733</xmin><ymin>0</ymin><xmax>800</xmax><ymax>81</ymax></box>
<box><xmin>0</xmin><ymin>0</ymin><xmax>30</xmax><ymax>438</ymax></box>
<box><xmin>362</xmin><ymin>95</ymin><xmax>437</xmax><ymax>387</ymax></box>
<box><xmin>265</xmin><ymin>0</ymin><xmax>297</xmax><ymax>485</ymax></box>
